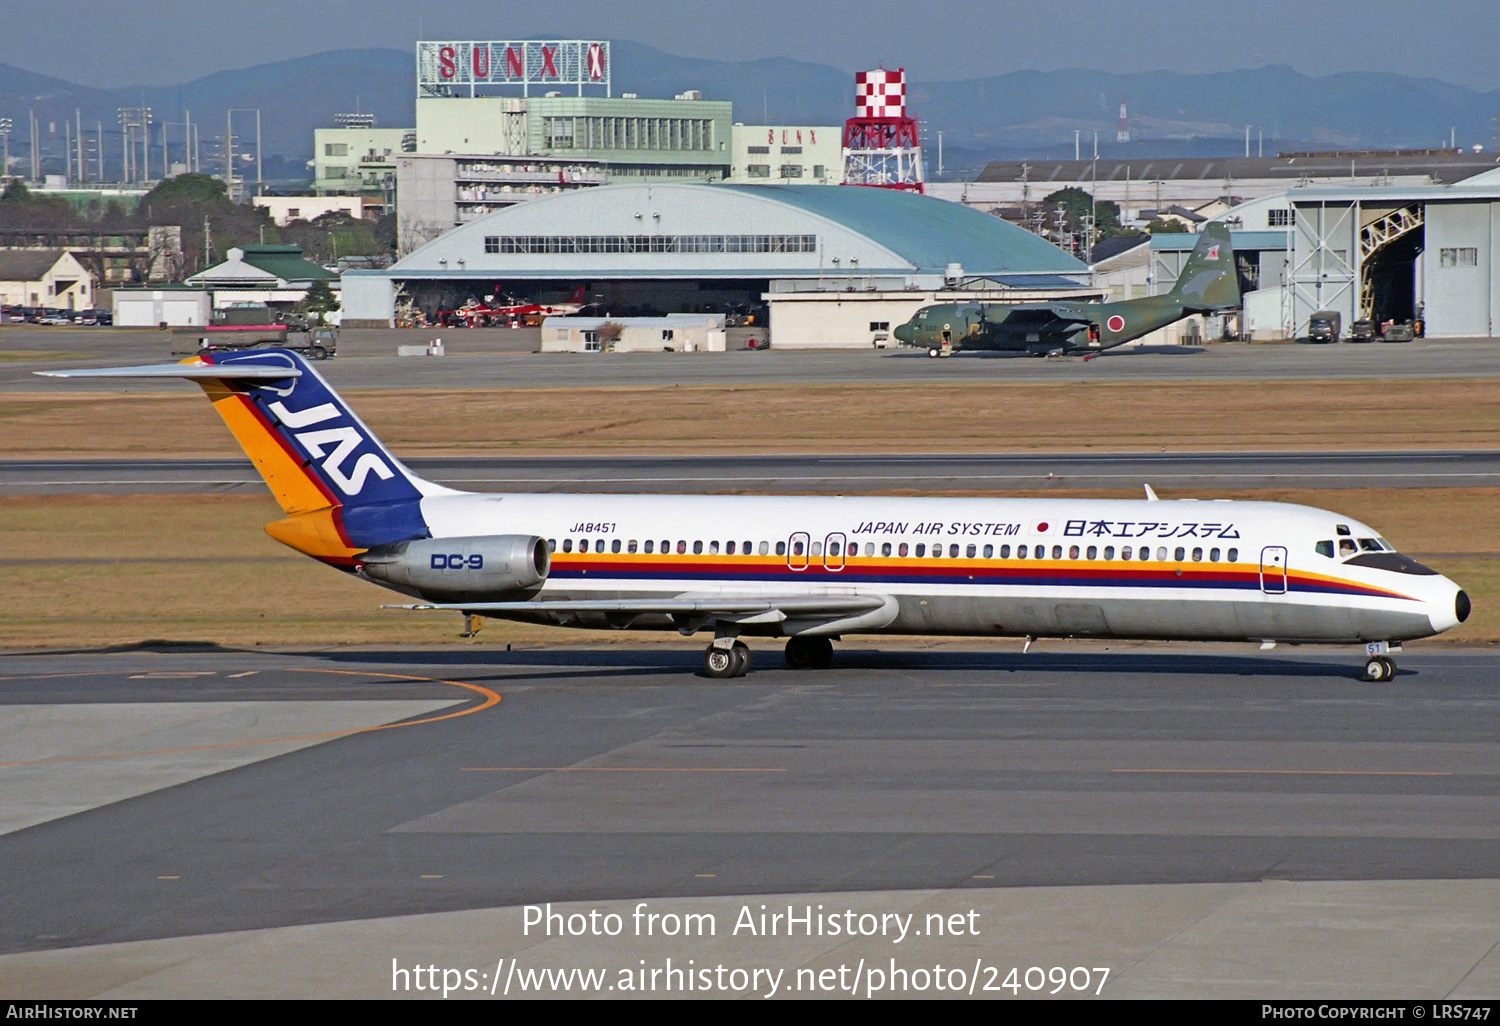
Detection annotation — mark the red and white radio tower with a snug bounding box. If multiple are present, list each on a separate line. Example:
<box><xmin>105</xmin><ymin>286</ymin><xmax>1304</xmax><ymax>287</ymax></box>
<box><xmin>842</xmin><ymin>68</ymin><xmax>924</xmax><ymax>192</ymax></box>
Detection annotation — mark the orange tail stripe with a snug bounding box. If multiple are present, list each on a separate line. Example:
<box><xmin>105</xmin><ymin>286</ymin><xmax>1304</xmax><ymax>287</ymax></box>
<box><xmin>198</xmin><ymin>380</ymin><xmax>336</xmax><ymax>516</ymax></box>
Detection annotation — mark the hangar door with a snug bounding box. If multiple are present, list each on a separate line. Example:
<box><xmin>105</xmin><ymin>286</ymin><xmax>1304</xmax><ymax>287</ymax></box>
<box><xmin>114</xmin><ymin>298</ymin><xmax>158</xmax><ymax>327</ymax></box>
<box><xmin>163</xmin><ymin>300</ymin><xmax>206</xmax><ymax>326</ymax></box>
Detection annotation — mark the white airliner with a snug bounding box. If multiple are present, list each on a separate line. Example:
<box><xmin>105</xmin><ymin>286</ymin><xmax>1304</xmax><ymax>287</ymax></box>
<box><xmin>44</xmin><ymin>349</ymin><xmax>1470</xmax><ymax>682</ymax></box>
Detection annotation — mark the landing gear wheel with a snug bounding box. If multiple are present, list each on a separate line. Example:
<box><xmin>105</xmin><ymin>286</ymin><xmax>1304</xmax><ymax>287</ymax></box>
<box><xmin>703</xmin><ymin>645</ymin><xmax>736</xmax><ymax>678</ymax></box>
<box><xmin>730</xmin><ymin>641</ymin><xmax>751</xmax><ymax>677</ymax></box>
<box><xmin>785</xmin><ymin>636</ymin><xmax>813</xmax><ymax>669</ymax></box>
<box><xmin>927</xmin><ymin>347</ymin><xmax>941</xmax><ymax>358</ymax></box>
<box><xmin>808</xmin><ymin>637</ymin><xmax>834</xmax><ymax>668</ymax></box>
<box><xmin>786</xmin><ymin>636</ymin><xmax>834</xmax><ymax>669</ymax></box>
<box><xmin>1363</xmin><ymin>656</ymin><xmax>1396</xmax><ymax>682</ymax></box>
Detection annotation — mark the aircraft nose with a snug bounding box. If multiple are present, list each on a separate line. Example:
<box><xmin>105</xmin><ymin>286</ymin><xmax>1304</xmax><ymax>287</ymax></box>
<box><xmin>893</xmin><ymin>321</ymin><xmax>914</xmax><ymax>343</ymax></box>
<box><xmin>1429</xmin><ymin>581</ymin><xmax>1470</xmax><ymax>634</ymax></box>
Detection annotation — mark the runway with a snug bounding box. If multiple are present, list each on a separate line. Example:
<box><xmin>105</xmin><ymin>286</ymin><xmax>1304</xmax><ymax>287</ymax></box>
<box><xmin>7</xmin><ymin>449</ymin><xmax>1500</xmax><ymax>495</ymax></box>
<box><xmin>1</xmin><ymin>643</ymin><xmax>1498</xmax><ymax>997</ymax></box>
<box><xmin>7</xmin><ymin>327</ymin><xmax>1500</xmax><ymax>391</ymax></box>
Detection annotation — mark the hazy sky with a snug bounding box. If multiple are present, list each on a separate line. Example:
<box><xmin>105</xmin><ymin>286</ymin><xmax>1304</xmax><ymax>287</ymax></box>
<box><xmin>7</xmin><ymin>0</ymin><xmax>1500</xmax><ymax>91</ymax></box>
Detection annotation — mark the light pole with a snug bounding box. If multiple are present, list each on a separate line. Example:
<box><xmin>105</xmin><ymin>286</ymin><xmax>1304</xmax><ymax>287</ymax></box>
<box><xmin>224</xmin><ymin>108</ymin><xmax>264</xmax><ymax>197</ymax></box>
<box><xmin>0</xmin><ymin>119</ymin><xmax>11</xmax><ymax>183</ymax></box>
<box><xmin>117</xmin><ymin>108</ymin><xmax>153</xmax><ymax>184</ymax></box>
<box><xmin>1090</xmin><ymin>131</ymin><xmax>1098</xmax><ymax>262</ymax></box>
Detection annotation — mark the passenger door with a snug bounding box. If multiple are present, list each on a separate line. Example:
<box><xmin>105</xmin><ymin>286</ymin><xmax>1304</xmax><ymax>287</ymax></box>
<box><xmin>1260</xmin><ymin>546</ymin><xmax>1288</xmax><ymax>594</ymax></box>
<box><xmin>787</xmin><ymin>532</ymin><xmax>810</xmax><ymax>572</ymax></box>
<box><xmin>823</xmin><ymin>532</ymin><xmax>846</xmax><ymax>572</ymax></box>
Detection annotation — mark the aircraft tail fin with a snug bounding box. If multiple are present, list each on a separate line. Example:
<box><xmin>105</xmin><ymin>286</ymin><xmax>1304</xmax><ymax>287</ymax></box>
<box><xmin>568</xmin><ymin>285</ymin><xmax>586</xmax><ymax>305</ymax></box>
<box><xmin>1168</xmin><ymin>222</ymin><xmax>1240</xmax><ymax>311</ymax></box>
<box><xmin>39</xmin><ymin>349</ymin><xmax>446</xmax><ymax>562</ymax></box>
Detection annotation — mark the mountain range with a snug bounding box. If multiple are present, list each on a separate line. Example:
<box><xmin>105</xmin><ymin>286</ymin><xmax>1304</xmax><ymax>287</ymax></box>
<box><xmin>3</xmin><ymin>41</ymin><xmax>1497</xmax><ymax>181</ymax></box>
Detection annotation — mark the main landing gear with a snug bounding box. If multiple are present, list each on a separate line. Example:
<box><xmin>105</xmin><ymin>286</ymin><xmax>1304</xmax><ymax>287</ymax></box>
<box><xmin>784</xmin><ymin>636</ymin><xmax>834</xmax><ymax>670</ymax></box>
<box><xmin>699</xmin><ymin>636</ymin><xmax>837</xmax><ymax>677</ymax></box>
<box><xmin>702</xmin><ymin>640</ymin><xmax>752</xmax><ymax>679</ymax></box>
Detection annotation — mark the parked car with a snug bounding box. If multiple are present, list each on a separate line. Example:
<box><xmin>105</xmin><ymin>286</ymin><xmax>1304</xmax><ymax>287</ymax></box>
<box><xmin>1348</xmin><ymin>318</ymin><xmax>1376</xmax><ymax>343</ymax></box>
<box><xmin>38</xmin><ymin>309</ymin><xmax>75</xmax><ymax>325</ymax></box>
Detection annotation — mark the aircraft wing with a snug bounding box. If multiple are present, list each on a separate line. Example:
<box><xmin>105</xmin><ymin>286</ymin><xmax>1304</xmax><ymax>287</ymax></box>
<box><xmin>994</xmin><ymin>306</ymin><xmax>1094</xmax><ymax>328</ymax></box>
<box><xmin>393</xmin><ymin>593</ymin><xmax>896</xmax><ymax>630</ymax></box>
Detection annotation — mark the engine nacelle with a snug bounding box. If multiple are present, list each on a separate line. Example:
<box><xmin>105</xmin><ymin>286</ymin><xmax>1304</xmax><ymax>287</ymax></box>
<box><xmin>358</xmin><ymin>535</ymin><xmax>549</xmax><ymax>599</ymax></box>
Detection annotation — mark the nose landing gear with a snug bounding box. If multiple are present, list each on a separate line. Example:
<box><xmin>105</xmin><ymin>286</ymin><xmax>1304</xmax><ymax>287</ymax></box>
<box><xmin>1361</xmin><ymin>642</ymin><xmax>1401</xmax><ymax>682</ymax></box>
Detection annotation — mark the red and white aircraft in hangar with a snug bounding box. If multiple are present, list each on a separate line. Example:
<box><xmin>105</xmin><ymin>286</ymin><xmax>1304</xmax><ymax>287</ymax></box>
<box><xmin>443</xmin><ymin>286</ymin><xmax>590</xmax><ymax>327</ymax></box>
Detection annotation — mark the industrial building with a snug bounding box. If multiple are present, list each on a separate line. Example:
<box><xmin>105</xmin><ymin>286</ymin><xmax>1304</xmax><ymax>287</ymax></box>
<box><xmin>934</xmin><ymin>149</ymin><xmax>1500</xmax><ymax>219</ymax></box>
<box><xmin>541</xmin><ymin>313</ymin><xmax>727</xmax><ymax>352</ymax></box>
<box><xmin>0</xmin><ymin>225</ymin><xmax>183</xmax><ymax>284</ymax></box>
<box><xmin>395</xmin><ymin>153</ymin><xmax>608</xmax><ymax>254</ymax></box>
<box><xmin>727</xmin><ymin>126</ymin><xmax>843</xmax><ymax>185</ymax></box>
<box><xmin>1258</xmin><ymin>171</ymin><xmax>1500</xmax><ymax>337</ymax></box>
<box><xmin>416</xmin><ymin>92</ymin><xmax>734</xmax><ymax>181</ymax></box>
<box><xmin>341</xmin><ymin>182</ymin><xmax>1092</xmax><ymax>345</ymax></box>
<box><xmin>1083</xmin><ymin>165</ymin><xmax>1500</xmax><ymax>340</ymax></box>
<box><xmin>253</xmin><ymin>195</ymin><xmax>376</xmax><ymax>226</ymax></box>
<box><xmin>312</xmin><ymin>125</ymin><xmax>415</xmax><ymax>196</ymax></box>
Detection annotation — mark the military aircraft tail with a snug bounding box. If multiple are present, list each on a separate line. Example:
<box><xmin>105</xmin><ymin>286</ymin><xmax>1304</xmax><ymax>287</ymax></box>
<box><xmin>1167</xmin><ymin>222</ymin><xmax>1240</xmax><ymax>312</ymax></box>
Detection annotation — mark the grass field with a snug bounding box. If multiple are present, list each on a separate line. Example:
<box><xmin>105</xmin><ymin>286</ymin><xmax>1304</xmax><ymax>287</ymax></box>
<box><xmin>4</xmin><ymin>377</ymin><xmax>1499</xmax><ymax>458</ymax></box>
<box><xmin>3</xmin><ymin>489</ymin><xmax>1493</xmax><ymax>649</ymax></box>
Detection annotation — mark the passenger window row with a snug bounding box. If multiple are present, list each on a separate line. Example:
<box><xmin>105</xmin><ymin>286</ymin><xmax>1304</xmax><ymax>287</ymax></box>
<box><xmin>546</xmin><ymin>537</ymin><xmax>1240</xmax><ymax>563</ymax></box>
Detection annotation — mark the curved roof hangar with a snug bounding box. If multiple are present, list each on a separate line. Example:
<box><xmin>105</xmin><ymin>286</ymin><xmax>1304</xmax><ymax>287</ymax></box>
<box><xmin>390</xmin><ymin>183</ymin><xmax>1085</xmax><ymax>284</ymax></box>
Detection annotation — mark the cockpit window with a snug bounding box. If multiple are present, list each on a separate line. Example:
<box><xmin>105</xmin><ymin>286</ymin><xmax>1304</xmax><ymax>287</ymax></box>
<box><xmin>1338</xmin><ymin>538</ymin><xmax>1357</xmax><ymax>557</ymax></box>
<box><xmin>1336</xmin><ymin>524</ymin><xmax>1352</xmax><ymax>536</ymax></box>
<box><xmin>1315</xmin><ymin>540</ymin><xmax>1334</xmax><ymax>558</ymax></box>
<box><xmin>1358</xmin><ymin>538</ymin><xmax>1381</xmax><ymax>552</ymax></box>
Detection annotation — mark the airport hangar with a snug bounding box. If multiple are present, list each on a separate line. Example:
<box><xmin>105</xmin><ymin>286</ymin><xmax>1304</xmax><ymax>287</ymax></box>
<box><xmin>1183</xmin><ymin>169</ymin><xmax>1500</xmax><ymax>338</ymax></box>
<box><xmin>340</xmin><ymin>182</ymin><xmax>1096</xmax><ymax>347</ymax></box>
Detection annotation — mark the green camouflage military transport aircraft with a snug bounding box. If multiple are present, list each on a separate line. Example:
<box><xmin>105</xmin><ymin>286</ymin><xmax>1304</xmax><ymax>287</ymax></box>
<box><xmin>892</xmin><ymin>222</ymin><xmax>1240</xmax><ymax>357</ymax></box>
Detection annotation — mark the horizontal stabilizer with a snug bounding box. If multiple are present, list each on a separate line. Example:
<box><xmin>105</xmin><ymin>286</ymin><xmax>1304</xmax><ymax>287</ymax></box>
<box><xmin>36</xmin><ymin>363</ymin><xmax>301</xmax><ymax>381</ymax></box>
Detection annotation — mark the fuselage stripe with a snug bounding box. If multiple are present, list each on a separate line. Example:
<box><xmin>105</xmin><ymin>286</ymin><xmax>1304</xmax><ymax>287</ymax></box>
<box><xmin>540</xmin><ymin>557</ymin><xmax>1416</xmax><ymax>601</ymax></box>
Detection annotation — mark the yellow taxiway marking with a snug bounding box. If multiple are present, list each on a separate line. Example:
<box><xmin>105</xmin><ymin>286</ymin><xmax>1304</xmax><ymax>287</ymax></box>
<box><xmin>420</xmin><ymin>875</ymin><xmax>444</xmax><ymax>880</ymax></box>
<box><xmin>461</xmin><ymin>766</ymin><xmax>786</xmax><ymax>773</ymax></box>
<box><xmin>0</xmin><ymin>669</ymin><xmax>501</xmax><ymax>768</ymax></box>
<box><xmin>157</xmin><ymin>876</ymin><xmax>180</xmax><ymax>880</ymax></box>
<box><xmin>972</xmin><ymin>875</ymin><xmax>995</xmax><ymax>879</ymax></box>
<box><xmin>228</xmin><ymin>671</ymin><xmax>258</xmax><ymax>679</ymax></box>
<box><xmin>1113</xmin><ymin>768</ymin><xmax>1452</xmax><ymax>776</ymax></box>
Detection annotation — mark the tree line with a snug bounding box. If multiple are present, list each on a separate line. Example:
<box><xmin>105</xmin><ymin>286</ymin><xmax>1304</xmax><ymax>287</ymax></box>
<box><xmin>0</xmin><ymin>173</ymin><xmax>394</xmax><ymax>277</ymax></box>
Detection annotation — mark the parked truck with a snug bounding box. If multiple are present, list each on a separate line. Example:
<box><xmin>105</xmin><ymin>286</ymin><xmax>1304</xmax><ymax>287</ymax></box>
<box><xmin>1307</xmin><ymin>310</ymin><xmax>1341</xmax><ymax>343</ymax></box>
<box><xmin>171</xmin><ymin>305</ymin><xmax>337</xmax><ymax>359</ymax></box>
